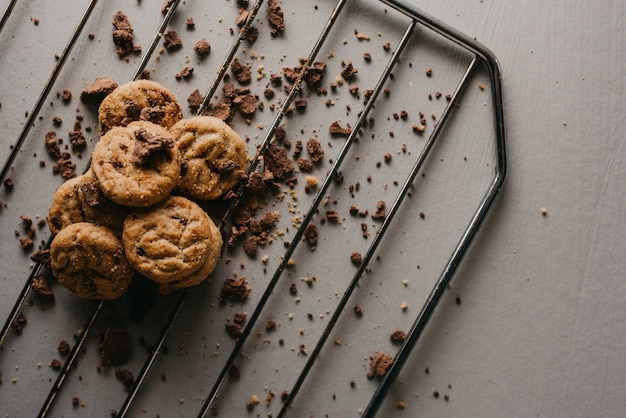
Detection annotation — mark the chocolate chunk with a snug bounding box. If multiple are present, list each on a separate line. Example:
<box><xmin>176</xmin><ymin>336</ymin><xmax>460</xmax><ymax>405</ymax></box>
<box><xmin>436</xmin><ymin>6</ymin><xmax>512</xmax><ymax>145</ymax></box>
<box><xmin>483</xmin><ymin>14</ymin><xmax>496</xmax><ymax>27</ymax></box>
<box><xmin>30</xmin><ymin>249</ymin><xmax>52</xmax><ymax>269</ymax></box>
<box><xmin>98</xmin><ymin>329</ymin><xmax>132</xmax><ymax>366</ymax></box>
<box><xmin>187</xmin><ymin>89</ymin><xmax>204</xmax><ymax>113</ymax></box>
<box><xmin>329</xmin><ymin>121</ymin><xmax>351</xmax><ymax>136</ymax></box>
<box><xmin>303</xmin><ymin>61</ymin><xmax>326</xmax><ymax>86</ymax></box>
<box><xmin>80</xmin><ymin>77</ymin><xmax>119</xmax><ymax>103</ymax></box>
<box><xmin>242</xmin><ymin>235</ymin><xmax>258</xmax><ymax>257</ymax></box>
<box><xmin>264</xmin><ymin>144</ymin><xmax>294</xmax><ymax>180</ymax></box>
<box><xmin>177</xmin><ymin>66</ymin><xmax>194</xmax><ymax>79</ymax></box>
<box><xmin>68</xmin><ymin>129</ymin><xmax>86</xmax><ymax>151</ymax></box>
<box><xmin>139</xmin><ymin>106</ymin><xmax>165</xmax><ymax>125</ymax></box>
<box><xmin>112</xmin><ymin>11</ymin><xmax>140</xmax><ymax>56</ymax></box>
<box><xmin>245</xmin><ymin>170</ymin><xmax>265</xmax><ymax>194</ymax></box>
<box><xmin>131</xmin><ymin>128</ymin><xmax>174</xmax><ymax>166</ymax></box>
<box><xmin>231</xmin><ymin>58</ymin><xmax>252</xmax><ymax>84</ymax></box>
<box><xmin>233</xmin><ymin>93</ymin><xmax>256</xmax><ymax>116</ymax></box>
<box><xmin>79</xmin><ymin>182</ymin><xmax>106</xmax><ymax>207</ymax></box>
<box><xmin>220</xmin><ymin>277</ymin><xmax>251</xmax><ymax>302</ymax></box>
<box><xmin>211</xmin><ymin>99</ymin><xmax>232</xmax><ymax>121</ymax></box>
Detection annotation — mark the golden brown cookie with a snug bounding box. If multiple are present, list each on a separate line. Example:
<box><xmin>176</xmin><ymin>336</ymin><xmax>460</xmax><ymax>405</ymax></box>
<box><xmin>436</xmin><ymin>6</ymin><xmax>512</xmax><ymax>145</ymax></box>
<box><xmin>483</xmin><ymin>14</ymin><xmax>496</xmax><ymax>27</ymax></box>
<box><xmin>169</xmin><ymin>116</ymin><xmax>247</xmax><ymax>201</ymax></box>
<box><xmin>50</xmin><ymin>222</ymin><xmax>134</xmax><ymax>300</ymax></box>
<box><xmin>122</xmin><ymin>195</ymin><xmax>221</xmax><ymax>283</ymax></box>
<box><xmin>98</xmin><ymin>80</ymin><xmax>183</xmax><ymax>135</ymax></box>
<box><xmin>91</xmin><ymin>121</ymin><xmax>181</xmax><ymax>207</ymax></box>
<box><xmin>48</xmin><ymin>170</ymin><xmax>128</xmax><ymax>234</ymax></box>
<box><xmin>157</xmin><ymin>219</ymin><xmax>222</xmax><ymax>294</ymax></box>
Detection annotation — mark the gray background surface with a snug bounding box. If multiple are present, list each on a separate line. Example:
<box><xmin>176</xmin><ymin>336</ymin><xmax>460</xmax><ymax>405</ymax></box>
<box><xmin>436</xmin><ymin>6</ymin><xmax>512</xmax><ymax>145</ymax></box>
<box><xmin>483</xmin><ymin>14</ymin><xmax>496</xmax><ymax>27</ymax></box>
<box><xmin>0</xmin><ymin>0</ymin><xmax>624</xmax><ymax>417</ymax></box>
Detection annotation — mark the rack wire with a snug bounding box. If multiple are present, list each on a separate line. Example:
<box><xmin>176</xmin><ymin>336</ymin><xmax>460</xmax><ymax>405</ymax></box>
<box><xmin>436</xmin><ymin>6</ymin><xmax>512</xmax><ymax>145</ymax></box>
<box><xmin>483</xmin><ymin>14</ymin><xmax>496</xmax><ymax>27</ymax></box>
<box><xmin>0</xmin><ymin>0</ymin><xmax>505</xmax><ymax>416</ymax></box>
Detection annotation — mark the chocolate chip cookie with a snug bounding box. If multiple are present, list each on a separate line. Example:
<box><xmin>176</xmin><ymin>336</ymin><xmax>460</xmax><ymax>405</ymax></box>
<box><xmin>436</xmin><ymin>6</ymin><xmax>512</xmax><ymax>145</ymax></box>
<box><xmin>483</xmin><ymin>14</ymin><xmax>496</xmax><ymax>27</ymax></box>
<box><xmin>98</xmin><ymin>80</ymin><xmax>183</xmax><ymax>135</ymax></box>
<box><xmin>157</xmin><ymin>218</ymin><xmax>223</xmax><ymax>294</ymax></box>
<box><xmin>169</xmin><ymin>116</ymin><xmax>247</xmax><ymax>200</ymax></box>
<box><xmin>50</xmin><ymin>222</ymin><xmax>134</xmax><ymax>300</ymax></box>
<box><xmin>122</xmin><ymin>195</ymin><xmax>222</xmax><ymax>283</ymax></box>
<box><xmin>48</xmin><ymin>170</ymin><xmax>128</xmax><ymax>234</ymax></box>
<box><xmin>91</xmin><ymin>121</ymin><xmax>180</xmax><ymax>207</ymax></box>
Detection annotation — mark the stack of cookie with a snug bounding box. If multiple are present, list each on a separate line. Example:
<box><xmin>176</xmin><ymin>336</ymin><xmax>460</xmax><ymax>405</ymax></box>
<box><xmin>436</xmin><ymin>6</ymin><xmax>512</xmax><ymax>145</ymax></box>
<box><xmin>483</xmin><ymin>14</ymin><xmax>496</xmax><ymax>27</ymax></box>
<box><xmin>48</xmin><ymin>80</ymin><xmax>247</xmax><ymax>300</ymax></box>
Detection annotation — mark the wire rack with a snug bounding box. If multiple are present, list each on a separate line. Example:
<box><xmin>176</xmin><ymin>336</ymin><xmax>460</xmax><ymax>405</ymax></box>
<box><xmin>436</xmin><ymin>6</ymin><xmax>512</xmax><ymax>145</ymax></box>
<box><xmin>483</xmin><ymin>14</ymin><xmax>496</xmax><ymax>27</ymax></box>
<box><xmin>0</xmin><ymin>0</ymin><xmax>505</xmax><ymax>416</ymax></box>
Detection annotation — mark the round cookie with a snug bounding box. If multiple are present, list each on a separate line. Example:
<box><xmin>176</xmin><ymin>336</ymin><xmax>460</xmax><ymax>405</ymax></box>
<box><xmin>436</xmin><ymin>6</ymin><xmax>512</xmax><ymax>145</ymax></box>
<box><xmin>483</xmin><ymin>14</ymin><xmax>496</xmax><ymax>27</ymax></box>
<box><xmin>91</xmin><ymin>121</ymin><xmax>180</xmax><ymax>207</ymax></box>
<box><xmin>122</xmin><ymin>195</ymin><xmax>220</xmax><ymax>283</ymax></box>
<box><xmin>50</xmin><ymin>222</ymin><xmax>134</xmax><ymax>300</ymax></box>
<box><xmin>157</xmin><ymin>219</ymin><xmax>223</xmax><ymax>294</ymax></box>
<box><xmin>169</xmin><ymin>116</ymin><xmax>247</xmax><ymax>201</ymax></box>
<box><xmin>48</xmin><ymin>170</ymin><xmax>128</xmax><ymax>234</ymax></box>
<box><xmin>98</xmin><ymin>80</ymin><xmax>183</xmax><ymax>135</ymax></box>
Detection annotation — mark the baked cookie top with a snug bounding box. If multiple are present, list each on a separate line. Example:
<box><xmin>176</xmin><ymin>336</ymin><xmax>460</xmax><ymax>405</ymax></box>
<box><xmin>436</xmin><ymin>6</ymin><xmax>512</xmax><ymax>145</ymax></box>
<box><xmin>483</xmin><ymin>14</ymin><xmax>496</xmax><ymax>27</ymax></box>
<box><xmin>169</xmin><ymin>116</ymin><xmax>247</xmax><ymax>201</ymax></box>
<box><xmin>157</xmin><ymin>217</ymin><xmax>223</xmax><ymax>294</ymax></box>
<box><xmin>50</xmin><ymin>222</ymin><xmax>134</xmax><ymax>300</ymax></box>
<box><xmin>48</xmin><ymin>170</ymin><xmax>128</xmax><ymax>234</ymax></box>
<box><xmin>98</xmin><ymin>79</ymin><xmax>183</xmax><ymax>135</ymax></box>
<box><xmin>122</xmin><ymin>195</ymin><xmax>220</xmax><ymax>283</ymax></box>
<box><xmin>91</xmin><ymin>121</ymin><xmax>181</xmax><ymax>207</ymax></box>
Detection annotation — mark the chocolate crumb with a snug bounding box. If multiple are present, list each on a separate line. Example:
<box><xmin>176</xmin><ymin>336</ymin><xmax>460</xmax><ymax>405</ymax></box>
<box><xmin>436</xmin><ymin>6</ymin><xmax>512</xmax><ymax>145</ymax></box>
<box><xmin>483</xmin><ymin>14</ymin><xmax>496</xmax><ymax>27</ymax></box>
<box><xmin>194</xmin><ymin>38</ymin><xmax>211</xmax><ymax>57</ymax></box>
<box><xmin>131</xmin><ymin>128</ymin><xmax>174</xmax><ymax>166</ymax></box>
<box><xmin>161</xmin><ymin>0</ymin><xmax>176</xmax><ymax>14</ymax></box>
<box><xmin>163</xmin><ymin>30</ymin><xmax>183</xmax><ymax>51</ymax></box>
<box><xmin>225</xmin><ymin>322</ymin><xmax>243</xmax><ymax>339</ymax></box>
<box><xmin>50</xmin><ymin>359</ymin><xmax>62</xmax><ymax>370</ymax></box>
<box><xmin>11</xmin><ymin>314</ymin><xmax>27</xmax><ymax>332</ymax></box>
<box><xmin>368</xmin><ymin>352</ymin><xmax>393</xmax><ymax>378</ymax></box>
<box><xmin>98</xmin><ymin>329</ymin><xmax>132</xmax><ymax>366</ymax></box>
<box><xmin>220</xmin><ymin>277</ymin><xmax>251</xmax><ymax>302</ymax></box>
<box><xmin>187</xmin><ymin>89</ymin><xmax>204</xmax><ymax>113</ymax></box>
<box><xmin>303</xmin><ymin>223</ymin><xmax>318</xmax><ymax>249</ymax></box>
<box><xmin>3</xmin><ymin>178</ymin><xmax>14</xmax><ymax>191</ymax></box>
<box><xmin>354</xmin><ymin>305</ymin><xmax>363</xmax><ymax>317</ymax></box>
<box><xmin>31</xmin><ymin>275</ymin><xmax>54</xmax><ymax>298</ymax></box>
<box><xmin>115</xmin><ymin>368</ymin><xmax>134</xmax><ymax>390</ymax></box>
<box><xmin>185</xmin><ymin>17</ymin><xmax>195</xmax><ymax>29</ymax></box>
<box><xmin>79</xmin><ymin>182</ymin><xmax>106</xmax><ymax>207</ymax></box>
<box><xmin>30</xmin><ymin>249</ymin><xmax>52</xmax><ymax>269</ymax></box>
<box><xmin>350</xmin><ymin>251</ymin><xmax>362</xmax><ymax>266</ymax></box>
<box><xmin>112</xmin><ymin>11</ymin><xmax>141</xmax><ymax>56</ymax></box>
<box><xmin>390</xmin><ymin>329</ymin><xmax>406</xmax><ymax>344</ymax></box>
<box><xmin>80</xmin><ymin>77</ymin><xmax>119</xmax><ymax>103</ymax></box>
<box><xmin>329</xmin><ymin>121</ymin><xmax>351</xmax><ymax>136</ymax></box>
<box><xmin>58</xmin><ymin>340</ymin><xmax>71</xmax><ymax>355</ymax></box>
<box><xmin>267</xmin><ymin>0</ymin><xmax>285</xmax><ymax>37</ymax></box>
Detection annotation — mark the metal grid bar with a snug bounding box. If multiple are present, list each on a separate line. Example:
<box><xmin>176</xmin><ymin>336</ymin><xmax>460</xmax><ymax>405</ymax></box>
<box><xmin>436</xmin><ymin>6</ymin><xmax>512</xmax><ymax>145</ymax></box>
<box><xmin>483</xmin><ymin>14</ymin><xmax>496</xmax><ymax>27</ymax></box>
<box><xmin>0</xmin><ymin>0</ymin><xmax>506</xmax><ymax>416</ymax></box>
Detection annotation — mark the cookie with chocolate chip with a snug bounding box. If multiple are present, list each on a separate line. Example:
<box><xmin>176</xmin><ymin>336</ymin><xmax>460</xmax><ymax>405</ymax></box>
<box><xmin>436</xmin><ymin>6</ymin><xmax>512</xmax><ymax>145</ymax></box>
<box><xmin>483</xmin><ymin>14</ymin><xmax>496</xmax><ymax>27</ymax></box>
<box><xmin>91</xmin><ymin>121</ymin><xmax>180</xmax><ymax>207</ymax></box>
<box><xmin>169</xmin><ymin>116</ymin><xmax>247</xmax><ymax>200</ymax></box>
<box><xmin>98</xmin><ymin>80</ymin><xmax>183</xmax><ymax>135</ymax></box>
<box><xmin>50</xmin><ymin>222</ymin><xmax>134</xmax><ymax>300</ymax></box>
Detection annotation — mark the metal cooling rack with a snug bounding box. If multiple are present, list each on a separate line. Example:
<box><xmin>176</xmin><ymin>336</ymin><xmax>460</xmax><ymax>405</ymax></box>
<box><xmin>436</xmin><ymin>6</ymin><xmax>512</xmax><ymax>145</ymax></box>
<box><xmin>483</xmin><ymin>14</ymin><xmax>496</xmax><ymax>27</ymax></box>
<box><xmin>0</xmin><ymin>0</ymin><xmax>505</xmax><ymax>416</ymax></box>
